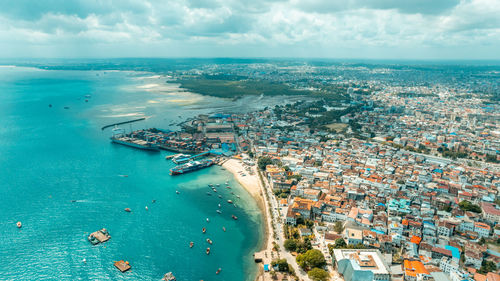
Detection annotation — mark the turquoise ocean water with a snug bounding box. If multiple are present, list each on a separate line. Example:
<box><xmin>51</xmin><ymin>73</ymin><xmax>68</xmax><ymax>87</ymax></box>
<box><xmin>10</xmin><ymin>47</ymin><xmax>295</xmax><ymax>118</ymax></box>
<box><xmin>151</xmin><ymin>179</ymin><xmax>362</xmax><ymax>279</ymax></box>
<box><xmin>0</xmin><ymin>66</ymin><xmax>290</xmax><ymax>280</ymax></box>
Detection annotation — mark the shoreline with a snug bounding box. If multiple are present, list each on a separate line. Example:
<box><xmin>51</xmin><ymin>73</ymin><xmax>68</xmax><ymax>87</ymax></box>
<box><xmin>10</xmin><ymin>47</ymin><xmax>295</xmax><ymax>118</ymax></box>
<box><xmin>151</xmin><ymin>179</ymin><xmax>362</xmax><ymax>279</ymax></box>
<box><xmin>222</xmin><ymin>159</ymin><xmax>274</xmax><ymax>279</ymax></box>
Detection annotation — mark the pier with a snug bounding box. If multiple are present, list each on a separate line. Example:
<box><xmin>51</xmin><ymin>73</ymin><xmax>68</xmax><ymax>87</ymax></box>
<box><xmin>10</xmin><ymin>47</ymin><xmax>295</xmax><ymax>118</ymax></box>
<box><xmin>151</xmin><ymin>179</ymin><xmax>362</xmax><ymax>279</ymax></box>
<box><xmin>101</xmin><ymin>118</ymin><xmax>146</xmax><ymax>131</ymax></box>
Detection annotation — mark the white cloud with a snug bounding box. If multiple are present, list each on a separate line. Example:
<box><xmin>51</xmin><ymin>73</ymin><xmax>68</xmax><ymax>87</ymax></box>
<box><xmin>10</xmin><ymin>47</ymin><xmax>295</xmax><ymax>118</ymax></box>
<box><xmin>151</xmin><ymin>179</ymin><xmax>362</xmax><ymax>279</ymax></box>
<box><xmin>0</xmin><ymin>0</ymin><xmax>498</xmax><ymax>58</ymax></box>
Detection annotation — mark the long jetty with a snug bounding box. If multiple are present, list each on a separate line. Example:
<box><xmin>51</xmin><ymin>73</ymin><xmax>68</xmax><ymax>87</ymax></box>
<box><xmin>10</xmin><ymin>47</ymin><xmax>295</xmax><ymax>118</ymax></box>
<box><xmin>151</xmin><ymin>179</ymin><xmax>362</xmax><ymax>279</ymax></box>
<box><xmin>101</xmin><ymin>118</ymin><xmax>146</xmax><ymax>131</ymax></box>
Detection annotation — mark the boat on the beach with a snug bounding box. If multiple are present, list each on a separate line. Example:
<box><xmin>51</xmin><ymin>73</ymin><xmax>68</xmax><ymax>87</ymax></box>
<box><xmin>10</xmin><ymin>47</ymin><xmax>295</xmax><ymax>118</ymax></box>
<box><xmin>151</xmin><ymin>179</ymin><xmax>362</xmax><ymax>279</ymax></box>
<box><xmin>206</xmin><ymin>247</ymin><xmax>211</xmax><ymax>255</ymax></box>
<box><xmin>206</xmin><ymin>238</ymin><xmax>212</xmax><ymax>244</ymax></box>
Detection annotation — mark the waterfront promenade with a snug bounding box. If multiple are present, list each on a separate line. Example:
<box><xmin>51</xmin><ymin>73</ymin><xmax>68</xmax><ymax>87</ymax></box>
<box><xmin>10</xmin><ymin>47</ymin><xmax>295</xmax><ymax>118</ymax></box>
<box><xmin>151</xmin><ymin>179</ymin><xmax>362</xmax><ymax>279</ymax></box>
<box><xmin>223</xmin><ymin>158</ymin><xmax>311</xmax><ymax>281</ymax></box>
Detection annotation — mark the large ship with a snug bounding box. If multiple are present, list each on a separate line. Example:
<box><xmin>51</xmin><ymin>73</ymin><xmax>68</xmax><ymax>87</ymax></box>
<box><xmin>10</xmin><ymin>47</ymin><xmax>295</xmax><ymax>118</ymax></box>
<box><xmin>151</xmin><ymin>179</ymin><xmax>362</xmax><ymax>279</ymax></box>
<box><xmin>110</xmin><ymin>127</ymin><xmax>160</xmax><ymax>152</ymax></box>
<box><xmin>170</xmin><ymin>159</ymin><xmax>214</xmax><ymax>175</ymax></box>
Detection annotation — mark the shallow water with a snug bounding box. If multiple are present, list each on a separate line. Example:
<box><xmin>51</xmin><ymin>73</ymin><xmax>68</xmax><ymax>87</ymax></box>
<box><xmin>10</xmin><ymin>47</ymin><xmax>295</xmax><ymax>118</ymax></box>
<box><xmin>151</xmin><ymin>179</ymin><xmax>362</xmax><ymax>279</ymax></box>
<box><xmin>0</xmin><ymin>66</ymin><xmax>270</xmax><ymax>280</ymax></box>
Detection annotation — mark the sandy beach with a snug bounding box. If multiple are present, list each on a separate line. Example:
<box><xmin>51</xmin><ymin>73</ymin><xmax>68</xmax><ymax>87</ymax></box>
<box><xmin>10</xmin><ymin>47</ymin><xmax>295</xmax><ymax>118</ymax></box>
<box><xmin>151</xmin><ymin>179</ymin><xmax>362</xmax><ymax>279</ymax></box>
<box><xmin>222</xmin><ymin>159</ymin><xmax>274</xmax><ymax>267</ymax></box>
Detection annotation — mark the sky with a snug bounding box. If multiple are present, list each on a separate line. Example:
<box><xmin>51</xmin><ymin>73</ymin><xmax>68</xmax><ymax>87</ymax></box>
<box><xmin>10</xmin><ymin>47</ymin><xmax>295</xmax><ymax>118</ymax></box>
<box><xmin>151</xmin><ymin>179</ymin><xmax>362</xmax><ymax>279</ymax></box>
<box><xmin>0</xmin><ymin>0</ymin><xmax>499</xmax><ymax>59</ymax></box>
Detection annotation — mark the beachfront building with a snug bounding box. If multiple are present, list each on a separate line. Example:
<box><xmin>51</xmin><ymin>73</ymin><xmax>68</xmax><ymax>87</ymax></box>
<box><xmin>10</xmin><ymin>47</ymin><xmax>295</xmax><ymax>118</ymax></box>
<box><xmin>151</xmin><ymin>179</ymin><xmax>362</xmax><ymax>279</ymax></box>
<box><xmin>333</xmin><ymin>249</ymin><xmax>390</xmax><ymax>281</ymax></box>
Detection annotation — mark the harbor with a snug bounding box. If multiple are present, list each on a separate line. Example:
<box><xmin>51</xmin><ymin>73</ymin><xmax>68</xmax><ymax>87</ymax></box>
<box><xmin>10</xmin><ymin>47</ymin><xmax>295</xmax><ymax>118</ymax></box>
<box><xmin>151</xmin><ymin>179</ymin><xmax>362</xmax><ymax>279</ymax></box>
<box><xmin>0</xmin><ymin>67</ymin><xmax>264</xmax><ymax>281</ymax></box>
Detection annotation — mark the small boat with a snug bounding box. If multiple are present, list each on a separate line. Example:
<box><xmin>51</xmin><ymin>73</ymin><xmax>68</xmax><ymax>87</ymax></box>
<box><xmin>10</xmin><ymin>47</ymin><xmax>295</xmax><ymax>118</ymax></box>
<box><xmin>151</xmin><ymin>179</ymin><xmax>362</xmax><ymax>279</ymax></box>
<box><xmin>213</xmin><ymin>188</ymin><xmax>217</xmax><ymax>192</ymax></box>
<box><xmin>216</xmin><ymin>184</ymin><xmax>220</xmax><ymax>187</ymax></box>
<box><xmin>189</xmin><ymin>241</ymin><xmax>194</xmax><ymax>248</ymax></box>
<box><xmin>118</xmin><ymin>175</ymin><xmax>128</xmax><ymax>177</ymax></box>
<box><xmin>216</xmin><ymin>210</ymin><xmax>222</xmax><ymax>214</ymax></box>
<box><xmin>82</xmin><ymin>258</ymin><xmax>86</xmax><ymax>263</ymax></box>
<box><xmin>176</xmin><ymin>190</ymin><xmax>180</xmax><ymax>194</ymax></box>
<box><xmin>218</xmin><ymin>204</ymin><xmax>221</xmax><ymax>208</ymax></box>
<box><xmin>16</xmin><ymin>222</ymin><xmax>22</xmax><ymax>228</ymax></box>
<box><xmin>202</xmin><ymin>227</ymin><xmax>206</xmax><ymax>234</ymax></box>
<box><xmin>232</xmin><ymin>215</ymin><xmax>238</xmax><ymax>220</ymax></box>
<box><xmin>152</xmin><ymin>199</ymin><xmax>156</xmax><ymax>203</ymax></box>
<box><xmin>124</xmin><ymin>208</ymin><xmax>131</xmax><ymax>212</ymax></box>
<box><xmin>145</xmin><ymin>206</ymin><xmax>148</xmax><ymax>210</ymax></box>
<box><xmin>227</xmin><ymin>200</ymin><xmax>233</xmax><ymax>204</ymax></box>
<box><xmin>206</xmin><ymin>247</ymin><xmax>211</xmax><ymax>255</ymax></box>
<box><xmin>162</xmin><ymin>272</ymin><xmax>176</xmax><ymax>281</ymax></box>
<box><xmin>48</xmin><ymin>104</ymin><xmax>52</xmax><ymax>107</ymax></box>
<box><xmin>85</xmin><ymin>99</ymin><xmax>88</xmax><ymax>102</ymax></box>
<box><xmin>222</xmin><ymin>227</ymin><xmax>226</xmax><ymax>232</ymax></box>
<box><xmin>206</xmin><ymin>238</ymin><xmax>212</xmax><ymax>244</ymax></box>
<box><xmin>218</xmin><ymin>195</ymin><xmax>222</xmax><ymax>198</ymax></box>
<box><xmin>226</xmin><ymin>186</ymin><xmax>231</xmax><ymax>189</ymax></box>
<box><xmin>64</xmin><ymin>106</ymin><xmax>70</xmax><ymax>109</ymax></box>
<box><xmin>236</xmin><ymin>195</ymin><xmax>240</xmax><ymax>199</ymax></box>
<box><xmin>71</xmin><ymin>200</ymin><xmax>77</xmax><ymax>203</ymax></box>
<box><xmin>216</xmin><ymin>268</ymin><xmax>221</xmax><ymax>274</ymax></box>
<box><xmin>206</xmin><ymin>192</ymin><xmax>212</xmax><ymax>196</ymax></box>
<box><xmin>206</xmin><ymin>218</ymin><xmax>210</xmax><ymax>223</ymax></box>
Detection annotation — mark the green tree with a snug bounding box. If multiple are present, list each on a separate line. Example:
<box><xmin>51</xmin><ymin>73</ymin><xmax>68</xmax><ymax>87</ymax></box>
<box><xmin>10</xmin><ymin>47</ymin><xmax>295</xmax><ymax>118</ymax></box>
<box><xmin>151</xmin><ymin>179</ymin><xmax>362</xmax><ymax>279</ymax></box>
<box><xmin>478</xmin><ymin>260</ymin><xmax>497</xmax><ymax>274</ymax></box>
<box><xmin>272</xmin><ymin>259</ymin><xmax>290</xmax><ymax>272</ymax></box>
<box><xmin>334</xmin><ymin>238</ymin><xmax>346</xmax><ymax>248</ymax></box>
<box><xmin>334</xmin><ymin>221</ymin><xmax>344</xmax><ymax>234</ymax></box>
<box><xmin>308</xmin><ymin>268</ymin><xmax>329</xmax><ymax>281</ymax></box>
<box><xmin>284</xmin><ymin>239</ymin><xmax>297</xmax><ymax>252</ymax></box>
<box><xmin>458</xmin><ymin>200</ymin><xmax>482</xmax><ymax>213</ymax></box>
<box><xmin>258</xmin><ymin>156</ymin><xmax>273</xmax><ymax>170</ymax></box>
<box><xmin>296</xmin><ymin>249</ymin><xmax>326</xmax><ymax>270</ymax></box>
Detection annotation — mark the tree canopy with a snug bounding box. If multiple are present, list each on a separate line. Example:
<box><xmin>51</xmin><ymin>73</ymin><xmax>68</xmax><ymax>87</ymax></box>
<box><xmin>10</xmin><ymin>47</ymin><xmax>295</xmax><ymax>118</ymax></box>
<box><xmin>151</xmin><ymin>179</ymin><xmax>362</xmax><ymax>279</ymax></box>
<box><xmin>308</xmin><ymin>268</ymin><xmax>329</xmax><ymax>281</ymax></box>
<box><xmin>459</xmin><ymin>200</ymin><xmax>482</xmax><ymax>213</ymax></box>
<box><xmin>257</xmin><ymin>156</ymin><xmax>273</xmax><ymax>170</ymax></box>
<box><xmin>296</xmin><ymin>249</ymin><xmax>326</xmax><ymax>270</ymax></box>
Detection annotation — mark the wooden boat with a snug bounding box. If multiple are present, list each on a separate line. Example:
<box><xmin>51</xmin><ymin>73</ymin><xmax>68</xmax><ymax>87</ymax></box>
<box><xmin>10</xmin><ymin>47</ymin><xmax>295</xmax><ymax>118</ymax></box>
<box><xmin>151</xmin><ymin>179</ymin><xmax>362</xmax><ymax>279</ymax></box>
<box><xmin>189</xmin><ymin>241</ymin><xmax>194</xmax><ymax>248</ymax></box>
<box><xmin>202</xmin><ymin>227</ymin><xmax>206</xmax><ymax>234</ymax></box>
<box><xmin>216</xmin><ymin>268</ymin><xmax>221</xmax><ymax>274</ymax></box>
<box><xmin>16</xmin><ymin>222</ymin><xmax>22</xmax><ymax>228</ymax></box>
<box><xmin>206</xmin><ymin>238</ymin><xmax>212</xmax><ymax>245</ymax></box>
<box><xmin>124</xmin><ymin>208</ymin><xmax>131</xmax><ymax>212</ymax></box>
<box><xmin>206</xmin><ymin>247</ymin><xmax>210</xmax><ymax>255</ymax></box>
<box><xmin>227</xmin><ymin>200</ymin><xmax>233</xmax><ymax>204</ymax></box>
<box><xmin>232</xmin><ymin>215</ymin><xmax>238</xmax><ymax>220</ymax></box>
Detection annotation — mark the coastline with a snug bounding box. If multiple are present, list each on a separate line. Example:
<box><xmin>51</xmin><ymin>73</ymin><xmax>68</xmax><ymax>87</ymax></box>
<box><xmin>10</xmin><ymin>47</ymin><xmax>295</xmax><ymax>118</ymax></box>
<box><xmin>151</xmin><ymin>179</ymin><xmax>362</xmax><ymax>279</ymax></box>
<box><xmin>222</xmin><ymin>159</ymin><xmax>274</xmax><ymax>280</ymax></box>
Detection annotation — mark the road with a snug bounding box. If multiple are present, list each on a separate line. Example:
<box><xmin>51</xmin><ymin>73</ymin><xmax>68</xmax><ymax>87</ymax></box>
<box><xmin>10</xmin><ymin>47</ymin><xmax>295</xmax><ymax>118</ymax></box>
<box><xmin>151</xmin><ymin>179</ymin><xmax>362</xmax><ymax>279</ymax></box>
<box><xmin>258</xmin><ymin>169</ymin><xmax>311</xmax><ymax>281</ymax></box>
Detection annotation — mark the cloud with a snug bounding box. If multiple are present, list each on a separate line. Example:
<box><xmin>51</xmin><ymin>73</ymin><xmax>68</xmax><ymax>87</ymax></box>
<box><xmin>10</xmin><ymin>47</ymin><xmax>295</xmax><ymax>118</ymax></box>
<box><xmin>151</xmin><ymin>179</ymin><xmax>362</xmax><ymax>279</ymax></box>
<box><xmin>0</xmin><ymin>0</ymin><xmax>498</xmax><ymax>59</ymax></box>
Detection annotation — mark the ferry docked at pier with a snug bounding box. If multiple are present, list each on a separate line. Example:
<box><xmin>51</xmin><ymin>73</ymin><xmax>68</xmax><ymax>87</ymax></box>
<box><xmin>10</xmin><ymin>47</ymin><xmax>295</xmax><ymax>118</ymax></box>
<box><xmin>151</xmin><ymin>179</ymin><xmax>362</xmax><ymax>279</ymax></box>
<box><xmin>169</xmin><ymin>159</ymin><xmax>214</xmax><ymax>175</ymax></box>
<box><xmin>110</xmin><ymin>127</ymin><xmax>160</xmax><ymax>151</ymax></box>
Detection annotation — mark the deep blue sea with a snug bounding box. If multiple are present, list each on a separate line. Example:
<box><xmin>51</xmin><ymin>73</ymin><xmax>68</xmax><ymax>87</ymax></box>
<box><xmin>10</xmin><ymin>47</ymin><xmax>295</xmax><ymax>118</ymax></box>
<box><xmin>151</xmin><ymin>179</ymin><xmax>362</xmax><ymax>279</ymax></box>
<box><xmin>0</xmin><ymin>66</ymin><xmax>291</xmax><ymax>280</ymax></box>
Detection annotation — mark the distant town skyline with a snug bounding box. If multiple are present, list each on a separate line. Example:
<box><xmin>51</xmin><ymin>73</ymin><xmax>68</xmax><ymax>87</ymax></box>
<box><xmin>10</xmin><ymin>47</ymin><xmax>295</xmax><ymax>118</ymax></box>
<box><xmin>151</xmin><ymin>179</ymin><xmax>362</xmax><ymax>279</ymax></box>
<box><xmin>0</xmin><ymin>0</ymin><xmax>499</xmax><ymax>59</ymax></box>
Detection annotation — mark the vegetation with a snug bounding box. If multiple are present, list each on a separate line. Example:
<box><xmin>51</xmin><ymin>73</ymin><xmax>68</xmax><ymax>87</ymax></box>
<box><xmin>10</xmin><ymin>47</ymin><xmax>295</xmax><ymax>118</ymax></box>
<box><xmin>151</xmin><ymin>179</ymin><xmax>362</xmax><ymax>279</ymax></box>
<box><xmin>177</xmin><ymin>75</ymin><xmax>314</xmax><ymax>99</ymax></box>
<box><xmin>458</xmin><ymin>200</ymin><xmax>482</xmax><ymax>213</ymax></box>
<box><xmin>478</xmin><ymin>260</ymin><xmax>497</xmax><ymax>274</ymax></box>
<box><xmin>296</xmin><ymin>249</ymin><xmax>326</xmax><ymax>271</ymax></box>
<box><xmin>271</xmin><ymin>259</ymin><xmax>290</xmax><ymax>273</ymax></box>
<box><xmin>334</xmin><ymin>221</ymin><xmax>344</xmax><ymax>234</ymax></box>
<box><xmin>258</xmin><ymin>156</ymin><xmax>273</xmax><ymax>170</ymax></box>
<box><xmin>284</xmin><ymin>239</ymin><xmax>298</xmax><ymax>252</ymax></box>
<box><xmin>307</xmin><ymin>268</ymin><xmax>329</xmax><ymax>281</ymax></box>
